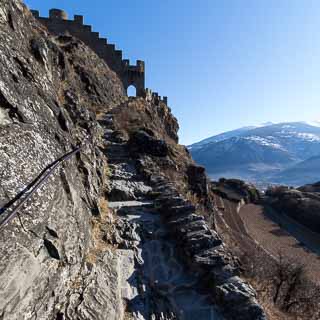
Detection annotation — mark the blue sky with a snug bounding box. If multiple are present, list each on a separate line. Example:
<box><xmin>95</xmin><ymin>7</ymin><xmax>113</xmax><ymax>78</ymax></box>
<box><xmin>24</xmin><ymin>0</ymin><xmax>320</xmax><ymax>145</ymax></box>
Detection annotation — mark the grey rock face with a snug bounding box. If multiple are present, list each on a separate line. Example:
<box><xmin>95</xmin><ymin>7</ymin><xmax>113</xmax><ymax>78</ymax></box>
<box><xmin>129</xmin><ymin>129</ymin><xmax>169</xmax><ymax>157</ymax></box>
<box><xmin>0</xmin><ymin>1</ymin><xmax>123</xmax><ymax>319</ymax></box>
<box><xmin>187</xmin><ymin>164</ymin><xmax>209</xmax><ymax>198</ymax></box>
<box><xmin>108</xmin><ymin>176</ymin><xmax>152</xmax><ymax>201</ymax></box>
<box><xmin>266</xmin><ymin>185</ymin><xmax>320</xmax><ymax>234</ymax></box>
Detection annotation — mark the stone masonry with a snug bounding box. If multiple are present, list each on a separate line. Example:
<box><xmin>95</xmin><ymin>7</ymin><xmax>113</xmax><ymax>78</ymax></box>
<box><xmin>31</xmin><ymin>8</ymin><xmax>150</xmax><ymax>98</ymax></box>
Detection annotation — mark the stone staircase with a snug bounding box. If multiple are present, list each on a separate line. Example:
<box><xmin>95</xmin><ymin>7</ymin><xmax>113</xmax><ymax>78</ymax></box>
<box><xmin>98</xmin><ymin>110</ymin><xmax>265</xmax><ymax>320</ymax></box>
<box><xmin>105</xmin><ymin>143</ymin><xmax>130</xmax><ymax>164</ymax></box>
<box><xmin>98</xmin><ymin>111</ymin><xmax>224</xmax><ymax>319</ymax></box>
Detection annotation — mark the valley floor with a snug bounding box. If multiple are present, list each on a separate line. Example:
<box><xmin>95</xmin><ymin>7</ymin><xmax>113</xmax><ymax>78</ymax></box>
<box><xmin>214</xmin><ymin>194</ymin><xmax>320</xmax><ymax>319</ymax></box>
<box><xmin>239</xmin><ymin>204</ymin><xmax>320</xmax><ymax>284</ymax></box>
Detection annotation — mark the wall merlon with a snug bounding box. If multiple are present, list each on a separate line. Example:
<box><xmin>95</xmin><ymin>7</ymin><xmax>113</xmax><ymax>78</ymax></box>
<box><xmin>31</xmin><ymin>10</ymin><xmax>39</xmax><ymax>18</ymax></box>
<box><xmin>74</xmin><ymin>15</ymin><xmax>83</xmax><ymax>24</ymax></box>
<box><xmin>137</xmin><ymin>60</ymin><xmax>145</xmax><ymax>71</ymax></box>
<box><xmin>92</xmin><ymin>32</ymin><xmax>99</xmax><ymax>39</ymax></box>
<box><xmin>99</xmin><ymin>38</ymin><xmax>107</xmax><ymax>44</ymax></box>
<box><xmin>49</xmin><ymin>8</ymin><xmax>68</xmax><ymax>20</ymax></box>
<box><xmin>162</xmin><ymin>97</ymin><xmax>168</xmax><ymax>105</ymax></box>
<box><xmin>83</xmin><ymin>25</ymin><xmax>92</xmax><ymax>32</ymax></box>
<box><xmin>107</xmin><ymin>44</ymin><xmax>115</xmax><ymax>51</ymax></box>
<box><xmin>143</xmin><ymin>89</ymin><xmax>168</xmax><ymax>105</ymax></box>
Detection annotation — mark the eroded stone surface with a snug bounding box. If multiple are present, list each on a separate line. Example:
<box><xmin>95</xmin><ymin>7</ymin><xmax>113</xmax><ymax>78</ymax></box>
<box><xmin>106</xmin><ymin>160</ymin><xmax>223</xmax><ymax>319</ymax></box>
<box><xmin>0</xmin><ymin>1</ymin><xmax>123</xmax><ymax>319</ymax></box>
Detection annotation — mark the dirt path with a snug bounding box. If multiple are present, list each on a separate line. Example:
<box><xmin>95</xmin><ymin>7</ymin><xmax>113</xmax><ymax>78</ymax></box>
<box><xmin>212</xmin><ymin>194</ymin><xmax>247</xmax><ymax>236</ymax></box>
<box><xmin>239</xmin><ymin>204</ymin><xmax>320</xmax><ymax>284</ymax></box>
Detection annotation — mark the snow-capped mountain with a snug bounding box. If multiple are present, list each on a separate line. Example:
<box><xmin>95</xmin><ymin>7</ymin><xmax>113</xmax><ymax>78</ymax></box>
<box><xmin>189</xmin><ymin>126</ymin><xmax>258</xmax><ymax>151</ymax></box>
<box><xmin>189</xmin><ymin>122</ymin><xmax>320</xmax><ymax>186</ymax></box>
<box><xmin>303</xmin><ymin>120</ymin><xmax>320</xmax><ymax>127</ymax></box>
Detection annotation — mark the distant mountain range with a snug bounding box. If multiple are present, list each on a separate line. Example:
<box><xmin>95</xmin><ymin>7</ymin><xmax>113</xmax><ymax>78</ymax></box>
<box><xmin>189</xmin><ymin>122</ymin><xmax>320</xmax><ymax>187</ymax></box>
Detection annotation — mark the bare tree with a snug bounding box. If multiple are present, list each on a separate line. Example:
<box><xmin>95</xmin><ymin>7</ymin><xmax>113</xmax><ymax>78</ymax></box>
<box><xmin>240</xmin><ymin>248</ymin><xmax>320</xmax><ymax>319</ymax></box>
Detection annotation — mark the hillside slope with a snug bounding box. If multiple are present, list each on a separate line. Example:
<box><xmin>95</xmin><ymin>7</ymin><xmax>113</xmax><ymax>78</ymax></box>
<box><xmin>272</xmin><ymin>155</ymin><xmax>320</xmax><ymax>186</ymax></box>
<box><xmin>0</xmin><ymin>1</ymin><xmax>266</xmax><ymax>320</ymax></box>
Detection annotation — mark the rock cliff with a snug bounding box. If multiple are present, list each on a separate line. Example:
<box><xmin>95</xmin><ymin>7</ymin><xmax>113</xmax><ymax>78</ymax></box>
<box><xmin>266</xmin><ymin>183</ymin><xmax>320</xmax><ymax>234</ymax></box>
<box><xmin>0</xmin><ymin>1</ymin><xmax>266</xmax><ymax>319</ymax></box>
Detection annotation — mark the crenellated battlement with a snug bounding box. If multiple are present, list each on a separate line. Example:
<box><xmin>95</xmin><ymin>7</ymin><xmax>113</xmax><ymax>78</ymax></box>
<box><xmin>31</xmin><ymin>9</ymin><xmax>167</xmax><ymax>102</ymax></box>
<box><xmin>144</xmin><ymin>88</ymin><xmax>168</xmax><ymax>106</ymax></box>
<box><xmin>31</xmin><ymin>9</ymin><xmax>146</xmax><ymax>96</ymax></box>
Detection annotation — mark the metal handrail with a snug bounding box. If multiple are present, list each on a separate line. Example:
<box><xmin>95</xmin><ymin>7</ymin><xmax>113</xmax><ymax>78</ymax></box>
<box><xmin>0</xmin><ymin>144</ymin><xmax>83</xmax><ymax>230</ymax></box>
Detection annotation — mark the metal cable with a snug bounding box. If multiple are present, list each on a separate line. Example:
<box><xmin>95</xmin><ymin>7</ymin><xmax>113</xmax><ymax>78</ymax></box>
<box><xmin>0</xmin><ymin>144</ymin><xmax>83</xmax><ymax>230</ymax></box>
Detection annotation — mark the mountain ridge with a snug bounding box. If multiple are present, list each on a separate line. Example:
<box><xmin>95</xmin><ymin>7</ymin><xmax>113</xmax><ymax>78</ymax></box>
<box><xmin>190</xmin><ymin>121</ymin><xmax>320</xmax><ymax>186</ymax></box>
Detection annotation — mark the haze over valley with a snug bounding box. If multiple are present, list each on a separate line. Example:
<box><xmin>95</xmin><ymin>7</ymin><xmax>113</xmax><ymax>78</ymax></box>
<box><xmin>190</xmin><ymin>121</ymin><xmax>320</xmax><ymax>187</ymax></box>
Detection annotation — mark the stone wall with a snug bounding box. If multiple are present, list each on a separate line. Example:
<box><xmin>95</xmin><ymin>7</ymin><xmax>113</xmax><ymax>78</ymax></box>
<box><xmin>31</xmin><ymin>8</ymin><xmax>146</xmax><ymax>96</ymax></box>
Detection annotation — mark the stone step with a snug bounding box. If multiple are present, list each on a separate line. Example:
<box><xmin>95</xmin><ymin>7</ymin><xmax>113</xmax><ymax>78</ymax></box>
<box><xmin>193</xmin><ymin>248</ymin><xmax>227</xmax><ymax>267</ymax></box>
<box><xmin>155</xmin><ymin>189</ymin><xmax>180</xmax><ymax>200</ymax></box>
<box><xmin>180</xmin><ymin>225</ymin><xmax>209</xmax><ymax>238</ymax></box>
<box><xmin>184</xmin><ymin>234</ymin><xmax>219</xmax><ymax>255</ymax></box>
<box><xmin>172</xmin><ymin>219</ymin><xmax>207</xmax><ymax>235</ymax></box>
<box><xmin>166</xmin><ymin>204</ymin><xmax>196</xmax><ymax>218</ymax></box>
<box><xmin>107</xmin><ymin>158</ymin><xmax>131</xmax><ymax>165</ymax></box>
<box><xmin>168</xmin><ymin>214</ymin><xmax>204</xmax><ymax>227</ymax></box>
<box><xmin>104</xmin><ymin>144</ymin><xmax>130</xmax><ymax>163</ymax></box>
<box><xmin>97</xmin><ymin>118</ymin><xmax>114</xmax><ymax>127</ymax></box>
<box><xmin>149</xmin><ymin>175</ymin><xmax>167</xmax><ymax>185</ymax></box>
<box><xmin>155</xmin><ymin>196</ymin><xmax>188</xmax><ymax>208</ymax></box>
<box><xmin>108</xmin><ymin>200</ymin><xmax>154</xmax><ymax>210</ymax></box>
<box><xmin>107</xmin><ymin>152</ymin><xmax>129</xmax><ymax>159</ymax></box>
<box><xmin>104</xmin><ymin>129</ymin><xmax>114</xmax><ymax>139</ymax></box>
<box><xmin>105</xmin><ymin>143</ymin><xmax>128</xmax><ymax>152</ymax></box>
<box><xmin>106</xmin><ymin>155</ymin><xmax>129</xmax><ymax>161</ymax></box>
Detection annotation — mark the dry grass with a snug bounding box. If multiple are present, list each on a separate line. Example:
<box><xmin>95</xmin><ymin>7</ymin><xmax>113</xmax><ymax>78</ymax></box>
<box><xmin>217</xmin><ymin>198</ymin><xmax>320</xmax><ymax>319</ymax></box>
<box><xmin>123</xmin><ymin>311</ymin><xmax>134</xmax><ymax>320</ymax></box>
<box><xmin>104</xmin><ymin>163</ymin><xmax>112</xmax><ymax>178</ymax></box>
<box><xmin>239</xmin><ymin>204</ymin><xmax>320</xmax><ymax>283</ymax></box>
<box><xmin>85</xmin><ymin>197</ymin><xmax>116</xmax><ymax>264</ymax></box>
<box><xmin>185</xmin><ymin>191</ymin><xmax>200</xmax><ymax>206</ymax></box>
<box><xmin>95</xmin><ymin>109</ymin><xmax>105</xmax><ymax>120</ymax></box>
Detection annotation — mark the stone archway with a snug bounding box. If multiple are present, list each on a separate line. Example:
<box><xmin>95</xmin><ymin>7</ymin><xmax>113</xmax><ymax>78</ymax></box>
<box><xmin>122</xmin><ymin>69</ymin><xmax>145</xmax><ymax>97</ymax></box>
<box><xmin>127</xmin><ymin>85</ymin><xmax>137</xmax><ymax>97</ymax></box>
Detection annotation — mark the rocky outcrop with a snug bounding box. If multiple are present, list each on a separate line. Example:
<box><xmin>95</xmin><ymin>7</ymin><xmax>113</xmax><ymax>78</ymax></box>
<box><xmin>151</xmin><ymin>179</ymin><xmax>266</xmax><ymax>320</ymax></box>
<box><xmin>298</xmin><ymin>181</ymin><xmax>320</xmax><ymax>193</ymax></box>
<box><xmin>128</xmin><ymin>129</ymin><xmax>169</xmax><ymax>157</ymax></box>
<box><xmin>266</xmin><ymin>185</ymin><xmax>320</xmax><ymax>234</ymax></box>
<box><xmin>187</xmin><ymin>164</ymin><xmax>209</xmax><ymax>198</ymax></box>
<box><xmin>212</xmin><ymin>178</ymin><xmax>261</xmax><ymax>204</ymax></box>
